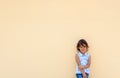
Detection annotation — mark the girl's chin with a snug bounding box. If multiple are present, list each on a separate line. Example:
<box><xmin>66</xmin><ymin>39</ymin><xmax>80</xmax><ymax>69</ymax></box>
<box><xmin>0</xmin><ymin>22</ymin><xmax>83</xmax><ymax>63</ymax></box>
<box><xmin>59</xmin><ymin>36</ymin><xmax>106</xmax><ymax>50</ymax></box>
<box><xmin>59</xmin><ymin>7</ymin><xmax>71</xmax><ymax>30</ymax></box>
<box><xmin>81</xmin><ymin>51</ymin><xmax>86</xmax><ymax>54</ymax></box>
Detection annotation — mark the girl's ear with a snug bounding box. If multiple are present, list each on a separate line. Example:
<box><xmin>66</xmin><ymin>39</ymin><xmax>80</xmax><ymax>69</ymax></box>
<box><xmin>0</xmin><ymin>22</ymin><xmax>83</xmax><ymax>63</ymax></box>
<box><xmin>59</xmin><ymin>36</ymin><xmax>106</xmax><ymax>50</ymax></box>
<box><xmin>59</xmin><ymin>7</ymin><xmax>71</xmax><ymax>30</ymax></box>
<box><xmin>86</xmin><ymin>48</ymin><xmax>88</xmax><ymax>51</ymax></box>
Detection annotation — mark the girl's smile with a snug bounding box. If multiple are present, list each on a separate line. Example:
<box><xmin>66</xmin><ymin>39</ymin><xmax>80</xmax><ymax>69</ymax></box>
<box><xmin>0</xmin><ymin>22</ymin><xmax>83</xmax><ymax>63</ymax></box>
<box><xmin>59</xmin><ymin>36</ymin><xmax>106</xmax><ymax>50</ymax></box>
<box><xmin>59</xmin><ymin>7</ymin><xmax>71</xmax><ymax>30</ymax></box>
<box><xmin>79</xmin><ymin>44</ymin><xmax>87</xmax><ymax>54</ymax></box>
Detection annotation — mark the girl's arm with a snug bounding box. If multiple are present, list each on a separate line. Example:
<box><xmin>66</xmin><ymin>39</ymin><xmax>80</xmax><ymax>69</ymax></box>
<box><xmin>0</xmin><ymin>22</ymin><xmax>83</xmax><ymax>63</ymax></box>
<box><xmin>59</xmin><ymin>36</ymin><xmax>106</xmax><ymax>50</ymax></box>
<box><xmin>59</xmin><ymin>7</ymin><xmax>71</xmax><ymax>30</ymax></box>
<box><xmin>75</xmin><ymin>54</ymin><xmax>86</xmax><ymax>75</ymax></box>
<box><xmin>83</xmin><ymin>56</ymin><xmax>91</xmax><ymax>69</ymax></box>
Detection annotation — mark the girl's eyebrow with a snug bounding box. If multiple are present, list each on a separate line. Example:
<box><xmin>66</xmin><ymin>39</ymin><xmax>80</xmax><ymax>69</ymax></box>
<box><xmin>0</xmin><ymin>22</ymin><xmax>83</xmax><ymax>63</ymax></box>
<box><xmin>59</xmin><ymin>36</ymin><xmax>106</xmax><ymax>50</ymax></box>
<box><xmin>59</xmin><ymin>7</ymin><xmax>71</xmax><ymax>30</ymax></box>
<box><xmin>80</xmin><ymin>45</ymin><xmax>86</xmax><ymax>47</ymax></box>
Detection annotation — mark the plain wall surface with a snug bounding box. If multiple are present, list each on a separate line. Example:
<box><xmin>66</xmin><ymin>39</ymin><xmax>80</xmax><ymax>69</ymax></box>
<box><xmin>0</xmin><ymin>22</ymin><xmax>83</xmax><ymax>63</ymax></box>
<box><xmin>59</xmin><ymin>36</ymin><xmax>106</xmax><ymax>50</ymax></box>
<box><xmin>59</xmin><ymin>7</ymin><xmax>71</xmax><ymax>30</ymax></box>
<box><xmin>0</xmin><ymin>0</ymin><xmax>120</xmax><ymax>78</ymax></box>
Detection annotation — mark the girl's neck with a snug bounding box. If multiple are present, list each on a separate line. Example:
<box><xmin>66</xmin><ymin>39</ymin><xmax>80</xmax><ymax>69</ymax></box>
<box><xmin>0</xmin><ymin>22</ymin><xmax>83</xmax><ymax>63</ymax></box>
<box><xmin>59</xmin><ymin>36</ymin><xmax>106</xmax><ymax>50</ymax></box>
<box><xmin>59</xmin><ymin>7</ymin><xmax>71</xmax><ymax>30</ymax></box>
<box><xmin>79</xmin><ymin>51</ymin><xmax>87</xmax><ymax>55</ymax></box>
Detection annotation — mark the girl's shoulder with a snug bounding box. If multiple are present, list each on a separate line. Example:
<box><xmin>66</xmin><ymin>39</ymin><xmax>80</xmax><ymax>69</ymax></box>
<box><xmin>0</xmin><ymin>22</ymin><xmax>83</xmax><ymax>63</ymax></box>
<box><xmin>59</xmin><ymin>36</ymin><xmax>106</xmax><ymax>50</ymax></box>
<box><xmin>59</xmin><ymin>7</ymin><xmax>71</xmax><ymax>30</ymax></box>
<box><xmin>85</xmin><ymin>52</ymin><xmax>90</xmax><ymax>56</ymax></box>
<box><xmin>77</xmin><ymin>51</ymin><xmax>82</xmax><ymax>56</ymax></box>
<box><xmin>76</xmin><ymin>51</ymin><xmax>90</xmax><ymax>57</ymax></box>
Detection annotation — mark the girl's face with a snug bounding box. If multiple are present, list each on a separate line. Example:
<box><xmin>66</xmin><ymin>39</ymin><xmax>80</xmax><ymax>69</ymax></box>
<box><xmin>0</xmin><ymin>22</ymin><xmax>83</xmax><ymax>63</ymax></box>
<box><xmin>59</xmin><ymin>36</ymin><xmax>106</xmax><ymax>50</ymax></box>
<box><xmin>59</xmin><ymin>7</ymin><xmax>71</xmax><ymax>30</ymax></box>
<box><xmin>79</xmin><ymin>44</ymin><xmax>88</xmax><ymax>54</ymax></box>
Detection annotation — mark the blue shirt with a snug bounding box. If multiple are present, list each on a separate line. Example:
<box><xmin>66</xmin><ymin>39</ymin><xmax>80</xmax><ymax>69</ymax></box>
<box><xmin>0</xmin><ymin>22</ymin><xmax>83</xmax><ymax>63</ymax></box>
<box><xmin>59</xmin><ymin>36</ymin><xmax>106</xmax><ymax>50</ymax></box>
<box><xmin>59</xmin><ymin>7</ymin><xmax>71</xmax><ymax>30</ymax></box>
<box><xmin>76</xmin><ymin>51</ymin><xmax>90</xmax><ymax>74</ymax></box>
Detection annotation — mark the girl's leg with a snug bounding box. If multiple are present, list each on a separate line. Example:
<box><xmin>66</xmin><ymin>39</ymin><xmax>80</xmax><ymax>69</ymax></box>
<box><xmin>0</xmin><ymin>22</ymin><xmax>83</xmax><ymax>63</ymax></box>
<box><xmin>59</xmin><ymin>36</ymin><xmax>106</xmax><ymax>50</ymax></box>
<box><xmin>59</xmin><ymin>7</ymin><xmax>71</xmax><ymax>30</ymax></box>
<box><xmin>76</xmin><ymin>74</ymin><xmax>82</xmax><ymax>78</ymax></box>
<box><xmin>86</xmin><ymin>73</ymin><xmax>89</xmax><ymax>78</ymax></box>
<box><xmin>76</xmin><ymin>73</ymin><xmax>89</xmax><ymax>78</ymax></box>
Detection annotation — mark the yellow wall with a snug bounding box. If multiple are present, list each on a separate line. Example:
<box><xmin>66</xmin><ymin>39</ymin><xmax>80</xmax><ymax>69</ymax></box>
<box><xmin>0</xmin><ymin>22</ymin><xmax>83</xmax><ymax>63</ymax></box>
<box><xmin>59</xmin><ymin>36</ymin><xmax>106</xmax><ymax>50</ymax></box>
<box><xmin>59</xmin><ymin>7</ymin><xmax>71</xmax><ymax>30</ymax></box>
<box><xmin>0</xmin><ymin>0</ymin><xmax>120</xmax><ymax>78</ymax></box>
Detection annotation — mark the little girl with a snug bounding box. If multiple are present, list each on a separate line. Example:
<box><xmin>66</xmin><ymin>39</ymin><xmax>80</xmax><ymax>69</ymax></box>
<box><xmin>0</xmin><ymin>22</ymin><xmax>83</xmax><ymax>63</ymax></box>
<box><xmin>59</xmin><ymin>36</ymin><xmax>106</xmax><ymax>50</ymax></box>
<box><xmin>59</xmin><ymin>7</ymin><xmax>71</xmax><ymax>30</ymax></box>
<box><xmin>75</xmin><ymin>39</ymin><xmax>91</xmax><ymax>78</ymax></box>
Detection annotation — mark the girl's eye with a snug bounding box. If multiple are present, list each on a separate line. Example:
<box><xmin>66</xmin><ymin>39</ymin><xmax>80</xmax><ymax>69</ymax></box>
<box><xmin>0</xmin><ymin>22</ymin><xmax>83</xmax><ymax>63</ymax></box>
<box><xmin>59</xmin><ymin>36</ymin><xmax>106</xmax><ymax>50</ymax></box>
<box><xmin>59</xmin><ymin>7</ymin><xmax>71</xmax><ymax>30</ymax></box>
<box><xmin>80</xmin><ymin>46</ymin><xmax>84</xmax><ymax>48</ymax></box>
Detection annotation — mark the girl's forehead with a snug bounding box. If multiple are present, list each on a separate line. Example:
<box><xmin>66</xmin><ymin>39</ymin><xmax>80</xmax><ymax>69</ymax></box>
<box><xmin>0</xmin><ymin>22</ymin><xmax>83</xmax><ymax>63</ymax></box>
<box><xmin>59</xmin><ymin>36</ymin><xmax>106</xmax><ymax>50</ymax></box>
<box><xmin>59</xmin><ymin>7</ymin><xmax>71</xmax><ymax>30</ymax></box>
<box><xmin>80</xmin><ymin>44</ymin><xmax>87</xmax><ymax>47</ymax></box>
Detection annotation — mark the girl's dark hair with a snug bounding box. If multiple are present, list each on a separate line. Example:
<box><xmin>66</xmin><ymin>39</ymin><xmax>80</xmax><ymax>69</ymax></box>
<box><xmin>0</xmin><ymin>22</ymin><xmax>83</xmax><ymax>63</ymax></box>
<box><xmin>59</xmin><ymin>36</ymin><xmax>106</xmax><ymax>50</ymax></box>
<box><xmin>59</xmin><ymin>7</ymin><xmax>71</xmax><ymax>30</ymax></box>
<box><xmin>76</xmin><ymin>39</ymin><xmax>89</xmax><ymax>51</ymax></box>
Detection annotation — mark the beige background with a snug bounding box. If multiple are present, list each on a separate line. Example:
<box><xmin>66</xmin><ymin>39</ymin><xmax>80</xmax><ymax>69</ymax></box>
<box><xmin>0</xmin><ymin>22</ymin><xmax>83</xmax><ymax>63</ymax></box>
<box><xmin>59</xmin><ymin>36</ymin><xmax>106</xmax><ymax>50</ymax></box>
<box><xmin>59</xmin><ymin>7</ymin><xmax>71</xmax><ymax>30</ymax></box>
<box><xmin>0</xmin><ymin>0</ymin><xmax>120</xmax><ymax>78</ymax></box>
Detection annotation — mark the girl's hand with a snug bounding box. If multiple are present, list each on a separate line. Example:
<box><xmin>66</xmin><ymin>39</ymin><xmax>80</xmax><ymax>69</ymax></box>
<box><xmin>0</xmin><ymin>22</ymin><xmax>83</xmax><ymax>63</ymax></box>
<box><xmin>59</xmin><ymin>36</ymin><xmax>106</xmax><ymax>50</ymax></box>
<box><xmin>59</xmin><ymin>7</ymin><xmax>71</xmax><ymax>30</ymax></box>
<box><xmin>78</xmin><ymin>65</ymin><xmax>84</xmax><ymax>70</ymax></box>
<box><xmin>82</xmin><ymin>73</ymin><xmax>86</xmax><ymax>78</ymax></box>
